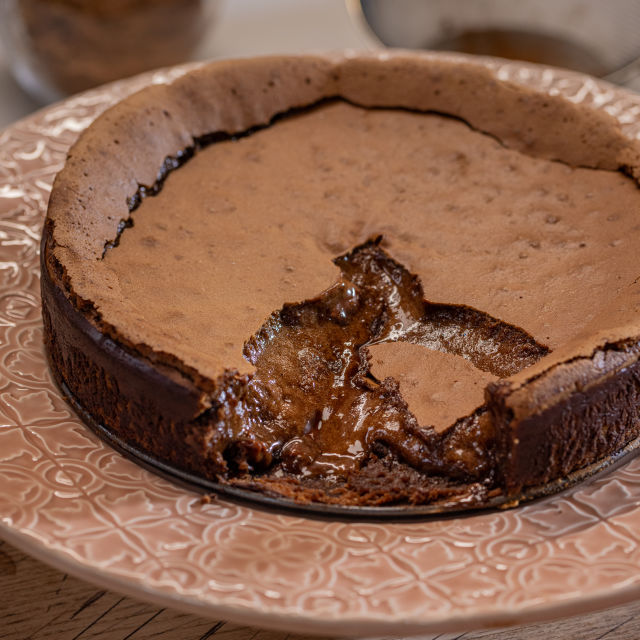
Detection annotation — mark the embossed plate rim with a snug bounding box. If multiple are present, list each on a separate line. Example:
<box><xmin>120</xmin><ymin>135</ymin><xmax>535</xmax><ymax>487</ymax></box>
<box><xmin>4</xmin><ymin>512</ymin><xmax>640</xmax><ymax>637</ymax></box>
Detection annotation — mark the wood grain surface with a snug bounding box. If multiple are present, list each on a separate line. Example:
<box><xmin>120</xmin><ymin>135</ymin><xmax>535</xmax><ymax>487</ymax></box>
<box><xmin>2</xmin><ymin>539</ymin><xmax>640</xmax><ymax>640</ymax></box>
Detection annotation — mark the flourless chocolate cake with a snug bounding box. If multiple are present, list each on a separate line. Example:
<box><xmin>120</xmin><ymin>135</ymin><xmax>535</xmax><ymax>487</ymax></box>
<box><xmin>41</xmin><ymin>53</ymin><xmax>640</xmax><ymax>509</ymax></box>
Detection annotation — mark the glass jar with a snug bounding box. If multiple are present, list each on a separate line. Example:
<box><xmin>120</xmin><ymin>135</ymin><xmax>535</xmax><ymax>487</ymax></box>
<box><xmin>0</xmin><ymin>0</ymin><xmax>218</xmax><ymax>103</ymax></box>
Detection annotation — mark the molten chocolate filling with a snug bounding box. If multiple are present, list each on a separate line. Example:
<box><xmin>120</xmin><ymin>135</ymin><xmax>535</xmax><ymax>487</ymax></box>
<box><xmin>200</xmin><ymin>237</ymin><xmax>548</xmax><ymax>503</ymax></box>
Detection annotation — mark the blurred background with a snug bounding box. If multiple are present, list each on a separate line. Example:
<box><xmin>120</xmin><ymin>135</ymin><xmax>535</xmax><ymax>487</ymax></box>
<box><xmin>0</xmin><ymin>0</ymin><xmax>374</xmax><ymax>128</ymax></box>
<box><xmin>3</xmin><ymin>0</ymin><xmax>640</xmax><ymax>129</ymax></box>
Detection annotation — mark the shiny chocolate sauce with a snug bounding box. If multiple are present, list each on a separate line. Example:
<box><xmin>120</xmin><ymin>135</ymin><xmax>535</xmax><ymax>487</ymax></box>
<box><xmin>202</xmin><ymin>238</ymin><xmax>549</xmax><ymax>502</ymax></box>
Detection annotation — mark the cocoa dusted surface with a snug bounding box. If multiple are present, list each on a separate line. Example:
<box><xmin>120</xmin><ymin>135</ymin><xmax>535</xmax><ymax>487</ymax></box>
<box><xmin>368</xmin><ymin>342</ymin><xmax>497</xmax><ymax>433</ymax></box>
<box><xmin>103</xmin><ymin>100</ymin><xmax>640</xmax><ymax>407</ymax></box>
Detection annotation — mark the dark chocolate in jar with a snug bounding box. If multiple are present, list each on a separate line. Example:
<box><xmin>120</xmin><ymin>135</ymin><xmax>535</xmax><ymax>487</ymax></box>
<box><xmin>14</xmin><ymin>0</ymin><xmax>209</xmax><ymax>96</ymax></box>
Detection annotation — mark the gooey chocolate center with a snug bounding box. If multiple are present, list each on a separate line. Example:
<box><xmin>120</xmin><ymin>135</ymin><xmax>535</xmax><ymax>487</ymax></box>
<box><xmin>205</xmin><ymin>238</ymin><xmax>548</xmax><ymax>487</ymax></box>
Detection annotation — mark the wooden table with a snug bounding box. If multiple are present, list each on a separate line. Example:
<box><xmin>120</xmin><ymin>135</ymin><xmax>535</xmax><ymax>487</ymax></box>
<box><xmin>3</xmin><ymin>538</ymin><xmax>640</xmax><ymax>640</ymax></box>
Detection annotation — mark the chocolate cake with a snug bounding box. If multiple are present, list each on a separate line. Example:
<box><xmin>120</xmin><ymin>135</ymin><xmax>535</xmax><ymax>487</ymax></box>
<box><xmin>41</xmin><ymin>53</ymin><xmax>640</xmax><ymax>509</ymax></box>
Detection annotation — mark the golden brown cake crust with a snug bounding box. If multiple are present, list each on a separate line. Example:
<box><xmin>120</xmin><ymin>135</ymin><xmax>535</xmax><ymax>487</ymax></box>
<box><xmin>41</xmin><ymin>52</ymin><xmax>640</xmax><ymax>508</ymax></box>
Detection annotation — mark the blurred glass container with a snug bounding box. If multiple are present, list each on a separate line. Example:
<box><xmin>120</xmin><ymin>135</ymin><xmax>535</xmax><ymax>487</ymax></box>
<box><xmin>349</xmin><ymin>0</ymin><xmax>640</xmax><ymax>82</ymax></box>
<box><xmin>0</xmin><ymin>0</ymin><xmax>218</xmax><ymax>103</ymax></box>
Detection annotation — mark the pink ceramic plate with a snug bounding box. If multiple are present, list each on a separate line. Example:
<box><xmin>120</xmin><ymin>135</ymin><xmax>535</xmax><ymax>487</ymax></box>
<box><xmin>2</xmin><ymin>55</ymin><xmax>640</xmax><ymax>636</ymax></box>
